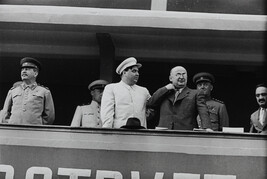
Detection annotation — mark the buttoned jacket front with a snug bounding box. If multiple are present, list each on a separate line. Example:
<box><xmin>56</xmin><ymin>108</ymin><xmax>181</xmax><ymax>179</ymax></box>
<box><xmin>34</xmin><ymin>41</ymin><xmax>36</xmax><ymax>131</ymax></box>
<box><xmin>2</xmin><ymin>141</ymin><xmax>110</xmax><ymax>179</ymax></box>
<box><xmin>71</xmin><ymin>100</ymin><xmax>102</xmax><ymax>128</ymax></box>
<box><xmin>1</xmin><ymin>83</ymin><xmax>55</xmax><ymax>125</ymax></box>
<box><xmin>197</xmin><ymin>99</ymin><xmax>229</xmax><ymax>131</ymax></box>
<box><xmin>147</xmin><ymin>86</ymin><xmax>211</xmax><ymax>130</ymax></box>
<box><xmin>249</xmin><ymin>109</ymin><xmax>267</xmax><ymax>134</ymax></box>
<box><xmin>101</xmin><ymin>81</ymin><xmax>151</xmax><ymax>128</ymax></box>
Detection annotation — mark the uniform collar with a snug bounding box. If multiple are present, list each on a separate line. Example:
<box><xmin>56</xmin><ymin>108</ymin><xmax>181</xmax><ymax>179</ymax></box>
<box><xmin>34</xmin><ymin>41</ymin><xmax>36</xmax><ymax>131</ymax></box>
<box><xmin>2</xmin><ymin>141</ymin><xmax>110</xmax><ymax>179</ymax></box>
<box><xmin>91</xmin><ymin>100</ymin><xmax>100</xmax><ymax>108</ymax></box>
<box><xmin>22</xmin><ymin>82</ymin><xmax>37</xmax><ymax>90</ymax></box>
<box><xmin>120</xmin><ymin>80</ymin><xmax>137</xmax><ymax>90</ymax></box>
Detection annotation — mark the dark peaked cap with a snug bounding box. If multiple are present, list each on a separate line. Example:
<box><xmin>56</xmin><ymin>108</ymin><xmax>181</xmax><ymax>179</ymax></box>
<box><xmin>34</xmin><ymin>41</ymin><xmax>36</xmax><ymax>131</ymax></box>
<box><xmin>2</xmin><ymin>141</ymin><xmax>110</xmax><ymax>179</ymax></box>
<box><xmin>193</xmin><ymin>72</ymin><xmax>215</xmax><ymax>84</ymax></box>
<box><xmin>20</xmin><ymin>57</ymin><xmax>41</xmax><ymax>71</ymax></box>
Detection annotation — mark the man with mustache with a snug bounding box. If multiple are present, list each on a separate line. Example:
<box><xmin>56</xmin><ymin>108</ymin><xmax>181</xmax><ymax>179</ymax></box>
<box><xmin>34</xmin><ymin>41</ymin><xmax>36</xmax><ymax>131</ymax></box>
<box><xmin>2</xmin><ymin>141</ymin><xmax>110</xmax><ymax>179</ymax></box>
<box><xmin>101</xmin><ymin>57</ymin><xmax>151</xmax><ymax>128</ymax></box>
<box><xmin>147</xmin><ymin>66</ymin><xmax>212</xmax><ymax>131</ymax></box>
<box><xmin>249</xmin><ymin>83</ymin><xmax>267</xmax><ymax>134</ymax></box>
<box><xmin>1</xmin><ymin>57</ymin><xmax>55</xmax><ymax>125</ymax></box>
<box><xmin>193</xmin><ymin>72</ymin><xmax>229</xmax><ymax>131</ymax></box>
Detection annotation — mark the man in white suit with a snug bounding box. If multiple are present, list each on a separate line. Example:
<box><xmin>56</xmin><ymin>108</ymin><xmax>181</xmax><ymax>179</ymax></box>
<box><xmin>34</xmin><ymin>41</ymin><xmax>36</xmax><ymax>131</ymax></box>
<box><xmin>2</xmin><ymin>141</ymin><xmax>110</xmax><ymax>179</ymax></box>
<box><xmin>101</xmin><ymin>57</ymin><xmax>151</xmax><ymax>128</ymax></box>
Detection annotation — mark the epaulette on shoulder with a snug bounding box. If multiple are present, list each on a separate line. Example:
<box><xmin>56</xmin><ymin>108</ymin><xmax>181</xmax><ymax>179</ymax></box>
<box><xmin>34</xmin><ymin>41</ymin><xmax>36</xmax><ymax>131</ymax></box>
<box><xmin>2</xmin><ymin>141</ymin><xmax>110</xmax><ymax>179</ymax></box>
<box><xmin>212</xmin><ymin>98</ymin><xmax>224</xmax><ymax>104</ymax></box>
<box><xmin>79</xmin><ymin>103</ymin><xmax>89</xmax><ymax>107</ymax></box>
<box><xmin>10</xmin><ymin>86</ymin><xmax>18</xmax><ymax>90</ymax></box>
<box><xmin>38</xmin><ymin>84</ymin><xmax>50</xmax><ymax>90</ymax></box>
<box><xmin>81</xmin><ymin>102</ymin><xmax>91</xmax><ymax>106</ymax></box>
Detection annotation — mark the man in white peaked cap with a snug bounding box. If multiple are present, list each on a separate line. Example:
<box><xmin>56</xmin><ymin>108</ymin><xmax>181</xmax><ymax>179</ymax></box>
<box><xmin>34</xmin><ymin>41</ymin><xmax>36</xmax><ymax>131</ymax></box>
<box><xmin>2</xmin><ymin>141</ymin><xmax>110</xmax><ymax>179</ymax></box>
<box><xmin>100</xmin><ymin>57</ymin><xmax>151</xmax><ymax>128</ymax></box>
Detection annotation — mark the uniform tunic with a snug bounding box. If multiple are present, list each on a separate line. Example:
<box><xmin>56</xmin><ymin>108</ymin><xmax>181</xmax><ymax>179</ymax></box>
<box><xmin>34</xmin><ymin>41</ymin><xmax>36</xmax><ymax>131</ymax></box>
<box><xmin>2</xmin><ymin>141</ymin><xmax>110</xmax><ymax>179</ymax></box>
<box><xmin>197</xmin><ymin>98</ymin><xmax>229</xmax><ymax>131</ymax></box>
<box><xmin>71</xmin><ymin>100</ymin><xmax>102</xmax><ymax>127</ymax></box>
<box><xmin>101</xmin><ymin>81</ymin><xmax>151</xmax><ymax>128</ymax></box>
<box><xmin>1</xmin><ymin>83</ymin><xmax>55</xmax><ymax>125</ymax></box>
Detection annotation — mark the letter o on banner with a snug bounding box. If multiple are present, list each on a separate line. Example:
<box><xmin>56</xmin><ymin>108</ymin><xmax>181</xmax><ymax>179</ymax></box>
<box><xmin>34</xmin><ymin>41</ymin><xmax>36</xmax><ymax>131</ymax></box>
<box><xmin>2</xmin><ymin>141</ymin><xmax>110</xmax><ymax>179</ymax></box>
<box><xmin>0</xmin><ymin>165</ymin><xmax>14</xmax><ymax>179</ymax></box>
<box><xmin>26</xmin><ymin>167</ymin><xmax>52</xmax><ymax>179</ymax></box>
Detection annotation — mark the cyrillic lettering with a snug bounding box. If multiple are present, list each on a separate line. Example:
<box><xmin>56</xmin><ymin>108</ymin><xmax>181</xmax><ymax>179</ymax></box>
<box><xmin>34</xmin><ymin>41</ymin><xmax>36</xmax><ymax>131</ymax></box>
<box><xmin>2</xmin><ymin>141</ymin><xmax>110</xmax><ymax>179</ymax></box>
<box><xmin>25</xmin><ymin>167</ymin><xmax>52</xmax><ymax>179</ymax></box>
<box><xmin>173</xmin><ymin>173</ymin><xmax>200</xmax><ymax>179</ymax></box>
<box><xmin>58</xmin><ymin>168</ymin><xmax>91</xmax><ymax>179</ymax></box>
<box><xmin>96</xmin><ymin>170</ymin><xmax>123</xmax><ymax>179</ymax></box>
<box><xmin>0</xmin><ymin>165</ymin><xmax>14</xmax><ymax>179</ymax></box>
<box><xmin>204</xmin><ymin>174</ymin><xmax>236</xmax><ymax>179</ymax></box>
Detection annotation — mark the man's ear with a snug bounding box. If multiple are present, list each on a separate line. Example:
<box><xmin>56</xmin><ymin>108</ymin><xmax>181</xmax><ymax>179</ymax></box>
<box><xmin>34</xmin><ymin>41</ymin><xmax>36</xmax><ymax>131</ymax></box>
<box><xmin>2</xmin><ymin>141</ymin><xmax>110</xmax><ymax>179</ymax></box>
<box><xmin>210</xmin><ymin>84</ymin><xmax>214</xmax><ymax>91</ymax></box>
<box><xmin>90</xmin><ymin>90</ymin><xmax>94</xmax><ymax>96</ymax></box>
<box><xmin>33</xmin><ymin>69</ymin><xmax>39</xmax><ymax>78</ymax></box>
<box><xmin>169</xmin><ymin>75</ymin><xmax>172</xmax><ymax>82</ymax></box>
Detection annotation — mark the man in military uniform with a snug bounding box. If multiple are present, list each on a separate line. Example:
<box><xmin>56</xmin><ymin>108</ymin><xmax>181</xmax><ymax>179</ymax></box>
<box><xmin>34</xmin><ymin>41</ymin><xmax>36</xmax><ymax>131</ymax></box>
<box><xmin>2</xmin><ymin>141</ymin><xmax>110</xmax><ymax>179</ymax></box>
<box><xmin>1</xmin><ymin>57</ymin><xmax>55</xmax><ymax>125</ymax></box>
<box><xmin>249</xmin><ymin>83</ymin><xmax>267</xmax><ymax>134</ymax></box>
<box><xmin>193</xmin><ymin>72</ymin><xmax>229</xmax><ymax>131</ymax></box>
<box><xmin>71</xmin><ymin>79</ymin><xmax>108</xmax><ymax>127</ymax></box>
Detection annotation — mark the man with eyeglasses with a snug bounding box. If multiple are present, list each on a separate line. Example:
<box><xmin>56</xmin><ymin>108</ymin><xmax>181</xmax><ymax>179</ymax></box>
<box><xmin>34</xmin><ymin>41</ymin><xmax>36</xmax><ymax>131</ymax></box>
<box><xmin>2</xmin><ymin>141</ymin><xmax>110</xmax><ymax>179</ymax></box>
<box><xmin>1</xmin><ymin>57</ymin><xmax>55</xmax><ymax>125</ymax></box>
<box><xmin>193</xmin><ymin>72</ymin><xmax>229</xmax><ymax>131</ymax></box>
<box><xmin>101</xmin><ymin>57</ymin><xmax>151</xmax><ymax>128</ymax></box>
<box><xmin>249</xmin><ymin>83</ymin><xmax>267</xmax><ymax>134</ymax></box>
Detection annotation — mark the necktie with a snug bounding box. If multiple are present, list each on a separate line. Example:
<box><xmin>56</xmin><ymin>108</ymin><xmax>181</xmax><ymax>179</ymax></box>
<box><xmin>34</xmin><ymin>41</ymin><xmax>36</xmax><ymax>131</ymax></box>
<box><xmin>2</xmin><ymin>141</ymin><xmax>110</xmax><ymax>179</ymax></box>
<box><xmin>174</xmin><ymin>90</ymin><xmax>180</xmax><ymax>102</ymax></box>
<box><xmin>259</xmin><ymin>108</ymin><xmax>266</xmax><ymax>125</ymax></box>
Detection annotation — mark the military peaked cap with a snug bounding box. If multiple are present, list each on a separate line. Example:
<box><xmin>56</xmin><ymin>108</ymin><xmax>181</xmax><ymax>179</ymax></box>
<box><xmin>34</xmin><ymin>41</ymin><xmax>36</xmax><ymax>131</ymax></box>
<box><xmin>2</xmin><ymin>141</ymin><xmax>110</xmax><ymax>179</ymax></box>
<box><xmin>20</xmin><ymin>57</ymin><xmax>41</xmax><ymax>71</ymax></box>
<box><xmin>193</xmin><ymin>72</ymin><xmax>215</xmax><ymax>84</ymax></box>
<box><xmin>88</xmin><ymin>79</ymin><xmax>109</xmax><ymax>91</ymax></box>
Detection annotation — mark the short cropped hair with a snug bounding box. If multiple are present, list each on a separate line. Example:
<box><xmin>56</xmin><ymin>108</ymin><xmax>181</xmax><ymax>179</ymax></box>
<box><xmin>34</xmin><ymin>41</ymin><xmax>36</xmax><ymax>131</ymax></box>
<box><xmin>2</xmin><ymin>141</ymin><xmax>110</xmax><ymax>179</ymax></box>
<box><xmin>256</xmin><ymin>83</ymin><xmax>267</xmax><ymax>89</ymax></box>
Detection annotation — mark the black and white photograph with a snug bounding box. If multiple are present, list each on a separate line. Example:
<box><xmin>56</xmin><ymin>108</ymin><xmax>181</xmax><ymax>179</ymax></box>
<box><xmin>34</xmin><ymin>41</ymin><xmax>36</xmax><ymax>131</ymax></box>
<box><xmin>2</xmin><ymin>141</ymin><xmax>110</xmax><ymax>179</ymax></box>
<box><xmin>0</xmin><ymin>0</ymin><xmax>266</xmax><ymax>178</ymax></box>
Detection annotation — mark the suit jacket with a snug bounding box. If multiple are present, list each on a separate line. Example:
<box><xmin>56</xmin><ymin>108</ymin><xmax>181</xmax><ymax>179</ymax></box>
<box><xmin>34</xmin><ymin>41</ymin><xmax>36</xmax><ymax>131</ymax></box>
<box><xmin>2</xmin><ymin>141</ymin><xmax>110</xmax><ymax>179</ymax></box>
<box><xmin>249</xmin><ymin>109</ymin><xmax>267</xmax><ymax>134</ymax></box>
<box><xmin>147</xmin><ymin>86</ymin><xmax>211</xmax><ymax>130</ymax></box>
